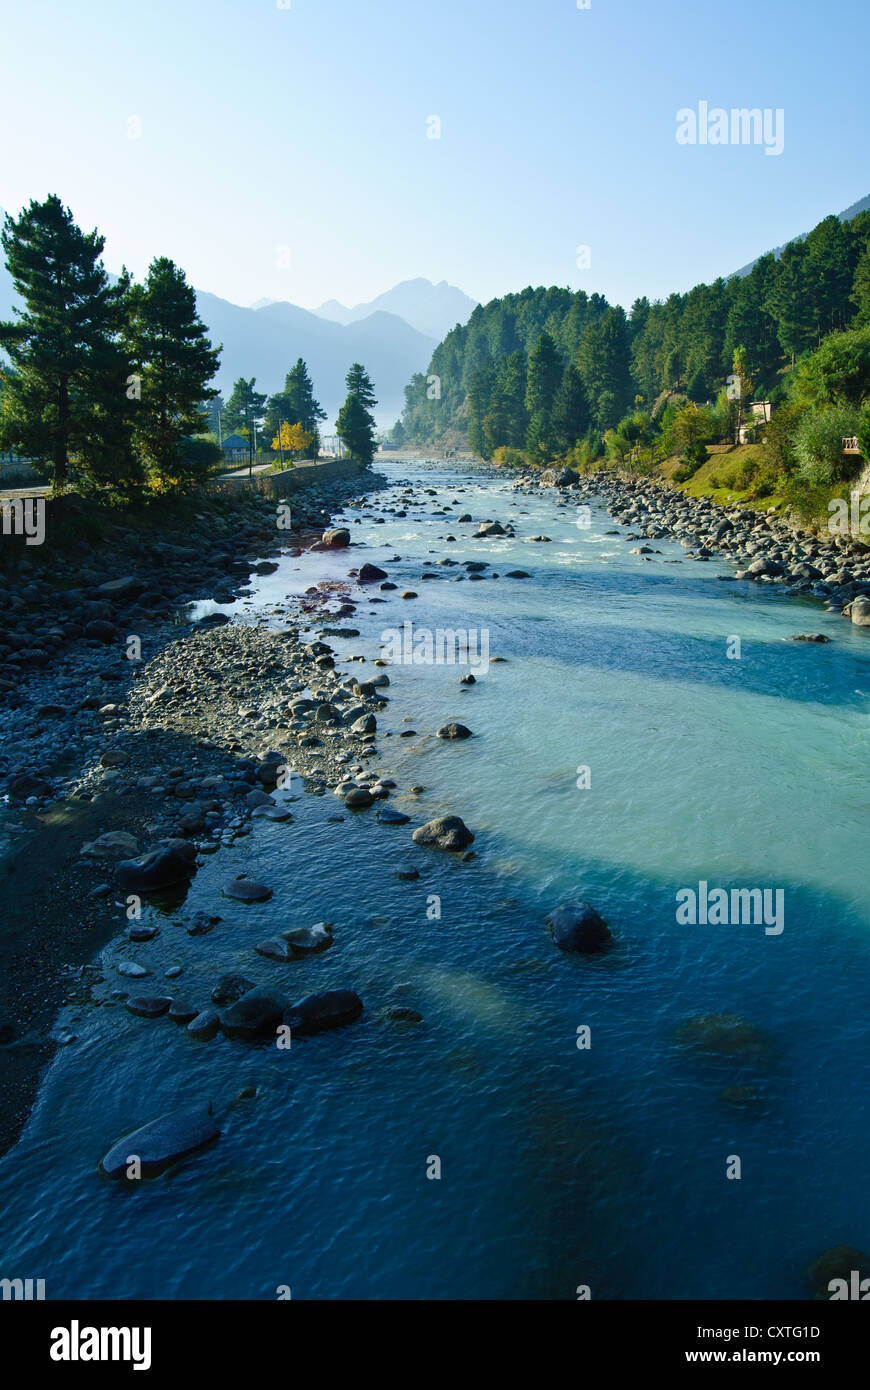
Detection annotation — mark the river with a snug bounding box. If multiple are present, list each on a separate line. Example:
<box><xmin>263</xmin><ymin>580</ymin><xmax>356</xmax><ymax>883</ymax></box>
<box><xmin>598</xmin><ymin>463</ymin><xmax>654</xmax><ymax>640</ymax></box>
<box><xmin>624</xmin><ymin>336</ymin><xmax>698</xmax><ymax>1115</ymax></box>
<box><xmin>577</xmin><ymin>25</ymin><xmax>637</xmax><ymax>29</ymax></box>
<box><xmin>1</xmin><ymin>458</ymin><xmax>868</xmax><ymax>1300</ymax></box>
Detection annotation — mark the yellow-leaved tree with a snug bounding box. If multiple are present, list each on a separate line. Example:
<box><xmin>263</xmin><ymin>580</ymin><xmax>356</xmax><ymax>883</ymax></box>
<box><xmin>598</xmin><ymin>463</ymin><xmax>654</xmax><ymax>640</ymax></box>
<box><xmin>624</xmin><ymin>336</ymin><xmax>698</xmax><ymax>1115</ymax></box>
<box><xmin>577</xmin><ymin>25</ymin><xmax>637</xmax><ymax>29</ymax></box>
<box><xmin>272</xmin><ymin>420</ymin><xmax>314</xmax><ymax>462</ymax></box>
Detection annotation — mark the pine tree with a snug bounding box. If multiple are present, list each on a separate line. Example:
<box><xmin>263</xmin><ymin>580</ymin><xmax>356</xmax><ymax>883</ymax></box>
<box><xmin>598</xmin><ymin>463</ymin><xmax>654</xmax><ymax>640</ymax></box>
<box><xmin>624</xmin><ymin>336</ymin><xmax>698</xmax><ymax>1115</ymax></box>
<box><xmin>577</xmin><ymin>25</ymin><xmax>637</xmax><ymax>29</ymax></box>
<box><xmin>125</xmin><ymin>257</ymin><xmax>221</xmax><ymax>488</ymax></box>
<box><xmin>0</xmin><ymin>195</ymin><xmax>132</xmax><ymax>488</ymax></box>
<box><xmin>551</xmin><ymin>363</ymin><xmax>590</xmax><ymax>451</ymax></box>
<box><xmin>336</xmin><ymin>363</ymin><xmax>377</xmax><ymax>464</ymax></box>
<box><xmin>223</xmin><ymin>377</ymin><xmax>267</xmax><ymax>471</ymax></box>
<box><xmin>264</xmin><ymin>358</ymin><xmax>325</xmax><ymax>460</ymax></box>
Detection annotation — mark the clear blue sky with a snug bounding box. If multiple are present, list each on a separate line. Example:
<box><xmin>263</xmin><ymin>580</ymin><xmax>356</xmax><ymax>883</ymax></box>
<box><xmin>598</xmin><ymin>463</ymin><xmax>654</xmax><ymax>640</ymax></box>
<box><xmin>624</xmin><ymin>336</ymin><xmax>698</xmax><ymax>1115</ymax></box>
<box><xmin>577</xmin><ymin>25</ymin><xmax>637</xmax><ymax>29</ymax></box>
<box><xmin>2</xmin><ymin>0</ymin><xmax>868</xmax><ymax>314</ymax></box>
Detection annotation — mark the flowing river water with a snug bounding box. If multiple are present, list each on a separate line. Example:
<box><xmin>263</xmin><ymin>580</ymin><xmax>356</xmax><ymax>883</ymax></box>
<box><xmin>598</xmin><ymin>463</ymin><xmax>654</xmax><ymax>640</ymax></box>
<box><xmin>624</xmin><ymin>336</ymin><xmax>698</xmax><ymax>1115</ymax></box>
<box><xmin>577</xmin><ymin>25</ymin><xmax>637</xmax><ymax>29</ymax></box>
<box><xmin>1</xmin><ymin>458</ymin><xmax>869</xmax><ymax>1300</ymax></box>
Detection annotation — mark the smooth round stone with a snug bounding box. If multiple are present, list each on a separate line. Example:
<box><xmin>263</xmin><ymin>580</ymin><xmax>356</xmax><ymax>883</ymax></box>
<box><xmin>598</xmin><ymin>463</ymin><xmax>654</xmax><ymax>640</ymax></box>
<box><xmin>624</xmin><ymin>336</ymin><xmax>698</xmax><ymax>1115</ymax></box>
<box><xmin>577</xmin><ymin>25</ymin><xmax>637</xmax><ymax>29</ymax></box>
<box><xmin>255</xmin><ymin>939</ymin><xmax>293</xmax><ymax>961</ymax></box>
<box><xmin>168</xmin><ymin>999</ymin><xmax>199</xmax><ymax>1024</ymax></box>
<box><xmin>125</xmin><ymin>996</ymin><xmax>172</xmax><ymax>1018</ymax></box>
<box><xmin>223</xmin><ymin>878</ymin><xmax>273</xmax><ymax>903</ymax></box>
<box><xmin>128</xmin><ymin>925</ymin><xmax>159</xmax><ymax>942</ymax></box>
<box><xmin>117</xmin><ymin>961</ymin><xmax>152</xmax><ymax>978</ymax></box>
<box><xmin>345</xmin><ymin>788</ymin><xmax>373</xmax><ymax>808</ymax></box>
<box><xmin>251</xmin><ymin>805</ymin><xmax>292</xmax><ymax>821</ymax></box>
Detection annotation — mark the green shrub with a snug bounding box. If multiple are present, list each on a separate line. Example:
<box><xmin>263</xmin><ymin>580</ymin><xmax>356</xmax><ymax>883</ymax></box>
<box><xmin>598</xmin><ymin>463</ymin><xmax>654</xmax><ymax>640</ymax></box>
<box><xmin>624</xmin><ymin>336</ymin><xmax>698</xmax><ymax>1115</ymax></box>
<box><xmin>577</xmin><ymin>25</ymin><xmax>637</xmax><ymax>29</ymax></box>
<box><xmin>793</xmin><ymin>404</ymin><xmax>862</xmax><ymax>486</ymax></box>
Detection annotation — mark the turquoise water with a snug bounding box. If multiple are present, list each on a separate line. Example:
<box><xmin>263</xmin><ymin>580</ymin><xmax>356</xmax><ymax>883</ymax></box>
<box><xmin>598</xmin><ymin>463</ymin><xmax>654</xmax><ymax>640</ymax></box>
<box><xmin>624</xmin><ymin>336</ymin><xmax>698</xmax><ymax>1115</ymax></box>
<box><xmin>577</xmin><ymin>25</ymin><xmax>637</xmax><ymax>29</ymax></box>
<box><xmin>2</xmin><ymin>460</ymin><xmax>869</xmax><ymax>1300</ymax></box>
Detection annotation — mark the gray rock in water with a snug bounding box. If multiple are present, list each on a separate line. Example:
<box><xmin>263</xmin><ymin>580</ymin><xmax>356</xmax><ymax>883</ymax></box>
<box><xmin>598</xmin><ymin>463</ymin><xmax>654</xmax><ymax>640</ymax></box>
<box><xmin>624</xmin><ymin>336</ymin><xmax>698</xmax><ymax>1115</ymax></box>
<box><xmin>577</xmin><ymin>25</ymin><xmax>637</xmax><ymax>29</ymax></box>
<box><xmin>377</xmin><ymin>805</ymin><xmax>410</xmax><ymax>825</ymax></box>
<box><xmin>223</xmin><ymin>877</ymin><xmax>273</xmax><ymax>903</ymax></box>
<box><xmin>284</xmin><ymin>989</ymin><xmax>363</xmax><ymax>1036</ymax></box>
<box><xmin>115</xmin><ymin>847</ymin><xmax>195</xmax><ymax>894</ymax></box>
<box><xmin>251</xmin><ymin>804</ymin><xmax>292</xmax><ymax>821</ymax></box>
<box><xmin>282</xmin><ymin>922</ymin><xmax>333</xmax><ymax>955</ymax></box>
<box><xmin>255</xmin><ymin>938</ymin><xmax>294</xmax><ymax>961</ymax></box>
<box><xmin>412</xmin><ymin>815</ymin><xmax>474</xmax><ymax>851</ymax></box>
<box><xmin>436</xmin><ymin>723</ymin><xmax>472</xmax><ymax>740</ymax></box>
<box><xmin>167</xmin><ymin>999</ymin><xmax>199</xmax><ymax>1024</ymax></box>
<box><xmin>211</xmin><ymin>974</ymin><xmax>254</xmax><ymax>1006</ymax></box>
<box><xmin>187</xmin><ymin>1009</ymin><xmax>220</xmax><ymax>1042</ymax></box>
<box><xmin>100</xmin><ymin>1101</ymin><xmax>220</xmax><ymax>1179</ymax></box>
<box><xmin>848</xmin><ymin>595</ymin><xmax>870</xmax><ymax>627</ymax></box>
<box><xmin>320</xmin><ymin>528</ymin><xmax>351</xmax><ymax>549</ymax></box>
<box><xmin>117</xmin><ymin>962</ymin><xmax>152</xmax><ymax>979</ymax></box>
<box><xmin>345</xmin><ymin>787</ymin><xmax>374</xmax><ymax>808</ymax></box>
<box><xmin>358</xmin><ymin>563</ymin><xmax>388</xmax><ymax>583</ymax></box>
<box><xmin>220</xmin><ymin>989</ymin><xmax>285</xmax><ymax>1041</ymax></box>
<box><xmin>351</xmin><ymin>714</ymin><xmax>377</xmax><ymax>736</ymax></box>
<box><xmin>124</xmin><ymin>996</ymin><xmax>171</xmax><ymax>1018</ymax></box>
<box><xmin>547</xmin><ymin>900</ymin><xmax>611</xmax><ymax>954</ymax></box>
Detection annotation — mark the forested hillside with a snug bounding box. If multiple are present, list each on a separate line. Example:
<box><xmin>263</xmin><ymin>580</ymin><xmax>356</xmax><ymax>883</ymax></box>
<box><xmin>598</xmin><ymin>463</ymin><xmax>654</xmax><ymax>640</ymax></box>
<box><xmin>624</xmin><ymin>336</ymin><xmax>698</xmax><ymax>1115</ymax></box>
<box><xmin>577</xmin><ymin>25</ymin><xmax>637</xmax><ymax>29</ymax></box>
<box><xmin>399</xmin><ymin>208</ymin><xmax>870</xmax><ymax>465</ymax></box>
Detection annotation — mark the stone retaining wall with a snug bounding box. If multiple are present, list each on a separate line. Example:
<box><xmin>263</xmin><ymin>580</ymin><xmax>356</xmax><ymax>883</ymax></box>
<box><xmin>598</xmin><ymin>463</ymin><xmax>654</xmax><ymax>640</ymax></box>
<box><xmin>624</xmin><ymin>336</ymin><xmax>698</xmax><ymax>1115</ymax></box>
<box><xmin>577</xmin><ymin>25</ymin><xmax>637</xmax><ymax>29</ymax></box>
<box><xmin>211</xmin><ymin>459</ymin><xmax>366</xmax><ymax>497</ymax></box>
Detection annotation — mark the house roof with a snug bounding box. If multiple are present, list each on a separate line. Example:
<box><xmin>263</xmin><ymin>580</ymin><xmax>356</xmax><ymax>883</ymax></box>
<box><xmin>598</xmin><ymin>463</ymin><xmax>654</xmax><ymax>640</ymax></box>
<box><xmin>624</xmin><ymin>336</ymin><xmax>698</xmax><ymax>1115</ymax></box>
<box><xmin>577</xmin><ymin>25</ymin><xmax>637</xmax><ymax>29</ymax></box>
<box><xmin>221</xmin><ymin>434</ymin><xmax>249</xmax><ymax>449</ymax></box>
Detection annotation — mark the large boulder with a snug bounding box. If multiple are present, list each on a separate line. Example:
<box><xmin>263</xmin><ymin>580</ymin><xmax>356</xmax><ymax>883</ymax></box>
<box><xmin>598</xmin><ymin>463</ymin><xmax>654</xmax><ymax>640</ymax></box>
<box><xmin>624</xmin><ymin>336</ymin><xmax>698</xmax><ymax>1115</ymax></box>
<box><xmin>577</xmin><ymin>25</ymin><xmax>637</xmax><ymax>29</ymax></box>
<box><xmin>220</xmin><ymin>989</ymin><xmax>285</xmax><ymax>1041</ymax></box>
<box><xmin>541</xmin><ymin>467</ymin><xmax>577</xmax><ymax>487</ymax></box>
<box><xmin>318</xmin><ymin>528</ymin><xmax>351</xmax><ymax>549</ymax></box>
<box><xmin>100</xmin><ymin>1101</ymin><xmax>220</xmax><ymax>1179</ymax></box>
<box><xmin>436</xmin><ymin>723</ymin><xmax>472</xmax><ymax>740</ymax></box>
<box><xmin>357</xmin><ymin>563</ymin><xmax>389</xmax><ymax>584</ymax></box>
<box><xmin>115</xmin><ymin>847</ymin><xmax>195</xmax><ymax>894</ymax></box>
<box><xmin>847</xmin><ymin>595</ymin><xmax>870</xmax><ymax>627</ymax></box>
<box><xmin>547</xmin><ymin>900</ymin><xmax>611</xmax><ymax>954</ymax></box>
<box><xmin>284</xmin><ymin>989</ymin><xmax>363</xmax><ymax>1036</ymax></box>
<box><xmin>412</xmin><ymin>815</ymin><xmax>474</xmax><ymax>851</ymax></box>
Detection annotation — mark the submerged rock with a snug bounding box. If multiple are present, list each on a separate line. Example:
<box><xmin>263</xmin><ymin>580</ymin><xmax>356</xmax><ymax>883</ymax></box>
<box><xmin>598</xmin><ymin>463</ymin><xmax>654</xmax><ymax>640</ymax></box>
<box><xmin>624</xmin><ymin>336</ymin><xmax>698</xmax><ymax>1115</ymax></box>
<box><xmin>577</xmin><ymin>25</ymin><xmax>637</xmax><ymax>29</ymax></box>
<box><xmin>211</xmin><ymin>974</ymin><xmax>254</xmax><ymax>1006</ymax></box>
<box><xmin>282</xmin><ymin>922</ymin><xmax>333</xmax><ymax>955</ymax></box>
<box><xmin>807</xmin><ymin>1246</ymin><xmax>870</xmax><ymax>1299</ymax></box>
<box><xmin>412</xmin><ymin>815</ymin><xmax>474</xmax><ymax>851</ymax></box>
<box><xmin>223</xmin><ymin>877</ymin><xmax>273</xmax><ymax>903</ymax></box>
<box><xmin>187</xmin><ymin>1009</ymin><xmax>220</xmax><ymax>1042</ymax></box>
<box><xmin>220</xmin><ymin>989</ymin><xmax>285</xmax><ymax>1041</ymax></box>
<box><xmin>285</xmin><ymin>989</ymin><xmax>364</xmax><ymax>1036</ymax></box>
<box><xmin>124</xmin><ymin>996</ymin><xmax>171</xmax><ymax>1018</ymax></box>
<box><xmin>167</xmin><ymin>999</ymin><xmax>199</xmax><ymax>1024</ymax></box>
<box><xmin>436</xmin><ymin>723</ymin><xmax>472</xmax><ymax>740</ymax></box>
<box><xmin>674</xmin><ymin>1013</ymin><xmax>769</xmax><ymax>1057</ymax></box>
<box><xmin>547</xmin><ymin>900</ymin><xmax>611</xmax><ymax>954</ymax></box>
<box><xmin>100</xmin><ymin>1101</ymin><xmax>220</xmax><ymax>1179</ymax></box>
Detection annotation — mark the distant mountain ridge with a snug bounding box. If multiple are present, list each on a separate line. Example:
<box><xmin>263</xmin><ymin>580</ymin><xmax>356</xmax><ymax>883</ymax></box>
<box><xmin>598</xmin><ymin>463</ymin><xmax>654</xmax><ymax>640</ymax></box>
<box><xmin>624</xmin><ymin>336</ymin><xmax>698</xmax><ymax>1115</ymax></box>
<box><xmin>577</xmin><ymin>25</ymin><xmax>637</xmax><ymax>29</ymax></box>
<box><xmin>194</xmin><ymin>289</ymin><xmax>436</xmax><ymax>426</ymax></box>
<box><xmin>317</xmin><ymin>277</ymin><xmax>478</xmax><ymax>342</ymax></box>
<box><xmin>731</xmin><ymin>193</ymin><xmax>870</xmax><ymax>278</ymax></box>
<box><xmin>0</xmin><ymin>212</ymin><xmax>438</xmax><ymax>427</ymax></box>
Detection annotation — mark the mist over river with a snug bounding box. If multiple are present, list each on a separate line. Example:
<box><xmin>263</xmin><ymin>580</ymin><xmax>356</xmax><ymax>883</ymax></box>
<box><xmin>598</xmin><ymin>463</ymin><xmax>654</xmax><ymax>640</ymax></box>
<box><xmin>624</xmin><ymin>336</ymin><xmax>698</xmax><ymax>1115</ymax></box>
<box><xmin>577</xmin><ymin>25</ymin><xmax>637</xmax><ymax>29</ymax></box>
<box><xmin>2</xmin><ymin>458</ymin><xmax>869</xmax><ymax>1300</ymax></box>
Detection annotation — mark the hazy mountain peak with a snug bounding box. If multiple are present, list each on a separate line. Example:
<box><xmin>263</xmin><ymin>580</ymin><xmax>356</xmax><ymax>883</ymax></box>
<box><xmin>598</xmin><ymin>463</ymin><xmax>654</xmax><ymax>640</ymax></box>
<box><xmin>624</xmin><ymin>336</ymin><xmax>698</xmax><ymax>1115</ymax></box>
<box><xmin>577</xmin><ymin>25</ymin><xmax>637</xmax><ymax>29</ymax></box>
<box><xmin>316</xmin><ymin>277</ymin><xmax>478</xmax><ymax>341</ymax></box>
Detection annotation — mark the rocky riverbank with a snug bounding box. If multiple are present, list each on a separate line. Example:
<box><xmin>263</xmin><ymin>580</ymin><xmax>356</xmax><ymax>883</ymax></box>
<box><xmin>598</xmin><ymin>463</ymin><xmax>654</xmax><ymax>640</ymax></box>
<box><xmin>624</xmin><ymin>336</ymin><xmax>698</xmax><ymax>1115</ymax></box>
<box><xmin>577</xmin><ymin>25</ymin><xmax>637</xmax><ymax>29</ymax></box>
<box><xmin>0</xmin><ymin>467</ymin><xmax>394</xmax><ymax>1155</ymax></box>
<box><xmin>517</xmin><ymin>468</ymin><xmax>870</xmax><ymax>630</ymax></box>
